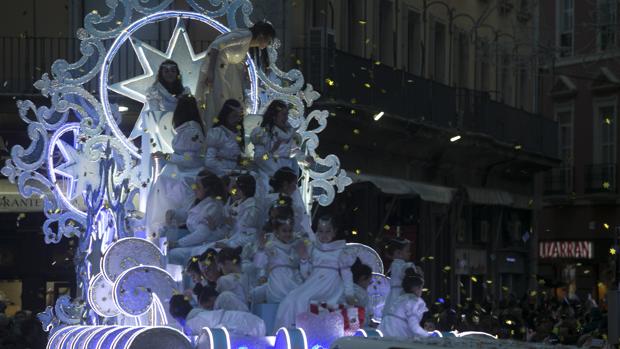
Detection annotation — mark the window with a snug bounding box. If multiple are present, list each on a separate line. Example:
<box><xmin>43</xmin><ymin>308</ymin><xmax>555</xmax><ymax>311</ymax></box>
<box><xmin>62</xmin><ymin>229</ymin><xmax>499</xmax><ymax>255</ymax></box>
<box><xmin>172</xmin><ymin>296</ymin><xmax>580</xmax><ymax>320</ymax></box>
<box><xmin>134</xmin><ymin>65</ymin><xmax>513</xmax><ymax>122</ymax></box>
<box><xmin>431</xmin><ymin>21</ymin><xmax>447</xmax><ymax>82</ymax></box>
<box><xmin>558</xmin><ymin>0</ymin><xmax>574</xmax><ymax>57</ymax></box>
<box><xmin>591</xmin><ymin>99</ymin><xmax>617</xmax><ymax>192</ymax></box>
<box><xmin>555</xmin><ymin>104</ymin><xmax>574</xmax><ymax>193</ymax></box>
<box><xmin>501</xmin><ymin>53</ymin><xmax>512</xmax><ymax>104</ymax></box>
<box><xmin>407</xmin><ymin>10</ymin><xmax>421</xmax><ymax>75</ymax></box>
<box><xmin>347</xmin><ymin>0</ymin><xmax>364</xmax><ymax>56</ymax></box>
<box><xmin>597</xmin><ymin>0</ymin><xmax>617</xmax><ymax>51</ymax></box>
<box><xmin>456</xmin><ymin>31</ymin><xmax>469</xmax><ymax>87</ymax></box>
<box><xmin>593</xmin><ymin>100</ymin><xmax>617</xmax><ymax>165</ymax></box>
<box><xmin>379</xmin><ymin>0</ymin><xmax>394</xmax><ymax>66</ymax></box>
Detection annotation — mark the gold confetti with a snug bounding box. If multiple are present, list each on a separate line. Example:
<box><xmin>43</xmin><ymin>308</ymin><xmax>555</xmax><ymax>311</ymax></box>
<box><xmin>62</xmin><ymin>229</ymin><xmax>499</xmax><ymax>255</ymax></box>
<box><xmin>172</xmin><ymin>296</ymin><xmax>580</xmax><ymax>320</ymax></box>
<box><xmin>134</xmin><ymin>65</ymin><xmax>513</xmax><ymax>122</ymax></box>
<box><xmin>486</xmin><ymin>280</ymin><xmax>493</xmax><ymax>284</ymax></box>
<box><xmin>611</xmin><ymin>248</ymin><xmax>617</xmax><ymax>255</ymax></box>
<box><xmin>365</xmin><ymin>38</ymin><xmax>370</xmax><ymax>44</ymax></box>
<box><xmin>604</xmin><ymin>223</ymin><xmax>610</xmax><ymax>229</ymax></box>
<box><xmin>325</xmin><ymin>78</ymin><xmax>335</xmax><ymax>86</ymax></box>
<box><xmin>230</xmin><ymin>188</ymin><xmax>237</xmax><ymax>195</ymax></box>
<box><xmin>213</xmin><ymin>117</ymin><xmax>219</xmax><ymax>123</ymax></box>
<box><xmin>358</xmin><ymin>20</ymin><xmax>367</xmax><ymax>25</ymax></box>
<box><xmin>502</xmin><ymin>286</ymin><xmax>509</xmax><ymax>291</ymax></box>
<box><xmin>427</xmin><ymin>256</ymin><xmax>435</xmax><ymax>260</ymax></box>
<box><xmin>215</xmin><ymin>196</ymin><xmax>223</xmax><ymax>201</ymax></box>
<box><xmin>353</xmin><ymin>128</ymin><xmax>360</xmax><ymax>135</ymax></box>
<box><xmin>443</xmin><ymin>266</ymin><xmax>451</xmax><ymax>271</ymax></box>
<box><xmin>514</xmin><ymin>144</ymin><xmax>522</xmax><ymax>150</ymax></box>
<box><xmin>235</xmin><ymin>136</ymin><xmax>243</xmax><ymax>142</ymax></box>
<box><xmin>383</xmin><ymin>224</ymin><xmax>390</xmax><ymax>230</ymax></box>
<box><xmin>530</xmin><ymin>290</ymin><xmax>537</xmax><ymax>296</ymax></box>
<box><xmin>603</xmin><ymin>181</ymin><xmax>611</xmax><ymax>189</ymax></box>
<box><xmin>350</xmin><ymin>109</ymin><xmax>357</xmax><ymax>115</ymax></box>
<box><xmin>374</xmin><ymin>61</ymin><xmax>381</xmax><ymax>65</ymax></box>
<box><xmin>192</xmin><ymin>257</ymin><xmax>198</xmax><ymax>262</ymax></box>
<box><xmin>350</xmin><ymin>98</ymin><xmax>357</xmax><ymax>104</ymax></box>
<box><xmin>363</xmin><ymin>83</ymin><xmax>371</xmax><ymax>88</ymax></box>
<box><xmin>471</xmin><ymin>276</ymin><xmax>478</xmax><ymax>283</ymax></box>
<box><xmin>200</xmin><ymin>103</ymin><xmax>206</xmax><ymax>110</ymax></box>
<box><xmin>91</xmin><ymin>10</ymin><xmax>98</xmax><ymax>14</ymax></box>
<box><xmin>343</xmin><ymin>144</ymin><xmax>350</xmax><ymax>151</ymax></box>
<box><xmin>355</xmin><ymin>169</ymin><xmax>361</xmax><ymax>175</ymax></box>
<box><xmin>296</xmin><ymin>59</ymin><xmax>302</xmax><ymax>65</ymax></box>
<box><xmin>605</xmin><ymin>117</ymin><xmax>612</xmax><ymax>124</ymax></box>
<box><xmin>351</xmin><ymin>230</ymin><xmax>358</xmax><ymax>235</ymax></box>
<box><xmin>262</xmin><ymin>154</ymin><xmax>269</xmax><ymax>161</ymax></box>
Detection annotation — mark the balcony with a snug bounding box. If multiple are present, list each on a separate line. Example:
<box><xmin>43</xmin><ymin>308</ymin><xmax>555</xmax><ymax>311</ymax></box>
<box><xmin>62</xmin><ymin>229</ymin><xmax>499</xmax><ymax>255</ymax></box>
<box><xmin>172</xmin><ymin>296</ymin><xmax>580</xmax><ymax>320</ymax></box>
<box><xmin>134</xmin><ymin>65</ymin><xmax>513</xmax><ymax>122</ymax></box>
<box><xmin>0</xmin><ymin>36</ymin><xmax>211</xmax><ymax>96</ymax></box>
<box><xmin>293</xmin><ymin>48</ymin><xmax>558</xmax><ymax>159</ymax></box>
<box><xmin>585</xmin><ymin>163</ymin><xmax>617</xmax><ymax>193</ymax></box>
<box><xmin>543</xmin><ymin>167</ymin><xmax>574</xmax><ymax>195</ymax></box>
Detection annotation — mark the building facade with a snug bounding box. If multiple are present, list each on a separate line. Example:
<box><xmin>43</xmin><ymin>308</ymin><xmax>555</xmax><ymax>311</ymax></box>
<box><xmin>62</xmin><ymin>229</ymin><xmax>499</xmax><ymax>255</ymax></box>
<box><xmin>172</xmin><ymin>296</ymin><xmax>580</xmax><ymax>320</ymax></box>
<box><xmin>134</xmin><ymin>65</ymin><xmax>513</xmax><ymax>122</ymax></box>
<box><xmin>0</xmin><ymin>0</ymin><xmax>559</xmax><ymax>308</ymax></box>
<box><xmin>539</xmin><ymin>0</ymin><xmax>620</xmax><ymax>306</ymax></box>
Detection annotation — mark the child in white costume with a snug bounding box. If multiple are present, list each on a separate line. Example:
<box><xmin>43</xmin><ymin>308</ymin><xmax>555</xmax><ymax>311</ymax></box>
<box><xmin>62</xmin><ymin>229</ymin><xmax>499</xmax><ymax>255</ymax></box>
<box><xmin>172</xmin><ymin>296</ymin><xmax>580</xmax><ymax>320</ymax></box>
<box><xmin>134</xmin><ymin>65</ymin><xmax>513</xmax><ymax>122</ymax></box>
<box><xmin>340</xmin><ymin>258</ymin><xmax>372</xmax><ymax>309</ymax></box>
<box><xmin>204</xmin><ymin>99</ymin><xmax>247</xmax><ymax>176</ymax></box>
<box><xmin>167</xmin><ymin>173</ymin><xmax>227</xmax><ymax>265</ymax></box>
<box><xmin>136</xmin><ymin>59</ymin><xmax>190</xmax><ymax>153</ymax></box>
<box><xmin>252</xmin><ymin>213</ymin><xmax>303</xmax><ymax>303</ymax></box>
<box><xmin>378</xmin><ymin>268</ymin><xmax>431</xmax><ymax>338</ymax></box>
<box><xmin>273</xmin><ymin>215</ymin><xmax>357</xmax><ymax>330</ymax></box>
<box><xmin>146</xmin><ymin>95</ymin><xmax>204</xmax><ymax>239</ymax></box>
<box><xmin>196</xmin><ymin>22</ymin><xmax>275</xmax><ymax>129</ymax></box>
<box><xmin>214</xmin><ymin>247</ymin><xmax>250</xmax><ymax>311</ymax></box>
<box><xmin>261</xmin><ymin>167</ymin><xmax>313</xmax><ymax>238</ymax></box>
<box><xmin>383</xmin><ymin>238</ymin><xmax>416</xmax><ymax>314</ymax></box>
<box><xmin>169</xmin><ymin>295</ymin><xmax>265</xmax><ymax>337</ymax></box>
<box><xmin>215</xmin><ymin>174</ymin><xmax>259</xmax><ymax>249</ymax></box>
<box><xmin>250</xmin><ymin>100</ymin><xmax>304</xmax><ymax>177</ymax></box>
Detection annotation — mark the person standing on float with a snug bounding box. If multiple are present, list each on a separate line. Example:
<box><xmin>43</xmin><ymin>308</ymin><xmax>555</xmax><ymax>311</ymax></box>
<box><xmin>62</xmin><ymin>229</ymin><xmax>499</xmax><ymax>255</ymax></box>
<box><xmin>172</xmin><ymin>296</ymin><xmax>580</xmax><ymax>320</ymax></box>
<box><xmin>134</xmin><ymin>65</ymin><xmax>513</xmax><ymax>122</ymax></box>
<box><xmin>195</xmin><ymin>21</ymin><xmax>276</xmax><ymax>129</ymax></box>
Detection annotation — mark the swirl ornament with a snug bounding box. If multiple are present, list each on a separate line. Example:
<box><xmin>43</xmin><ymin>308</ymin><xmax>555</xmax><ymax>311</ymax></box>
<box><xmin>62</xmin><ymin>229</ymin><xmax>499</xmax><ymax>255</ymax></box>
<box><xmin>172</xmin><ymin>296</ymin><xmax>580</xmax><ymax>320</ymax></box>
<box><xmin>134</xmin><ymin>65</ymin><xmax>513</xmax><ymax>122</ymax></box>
<box><xmin>345</xmin><ymin>243</ymin><xmax>384</xmax><ymax>274</ymax></box>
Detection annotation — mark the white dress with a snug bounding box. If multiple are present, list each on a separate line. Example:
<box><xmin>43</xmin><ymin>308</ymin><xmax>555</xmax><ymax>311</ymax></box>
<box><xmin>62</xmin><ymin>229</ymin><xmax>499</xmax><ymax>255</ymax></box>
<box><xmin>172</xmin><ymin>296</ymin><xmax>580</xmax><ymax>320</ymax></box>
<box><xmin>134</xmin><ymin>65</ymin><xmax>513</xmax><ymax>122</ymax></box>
<box><xmin>196</xmin><ymin>29</ymin><xmax>252</xmax><ymax>129</ymax></box>
<box><xmin>167</xmin><ymin>197</ymin><xmax>226</xmax><ymax>264</ymax></box>
<box><xmin>378</xmin><ymin>293</ymin><xmax>430</xmax><ymax>338</ymax></box>
<box><xmin>217</xmin><ymin>197</ymin><xmax>259</xmax><ymax>248</ymax></box>
<box><xmin>146</xmin><ymin>120</ymin><xmax>205</xmax><ymax>238</ymax></box>
<box><xmin>250</xmin><ymin>124</ymin><xmax>302</xmax><ymax>178</ymax></box>
<box><xmin>205</xmin><ymin>125</ymin><xmax>243</xmax><ymax>176</ymax></box>
<box><xmin>133</xmin><ymin>82</ymin><xmax>191</xmax><ymax>153</ymax></box>
<box><xmin>273</xmin><ymin>239</ymin><xmax>356</xmax><ymax>329</ymax></box>
<box><xmin>383</xmin><ymin>259</ymin><xmax>416</xmax><ymax>313</ymax></box>
<box><xmin>215</xmin><ymin>273</ymin><xmax>249</xmax><ymax>311</ymax></box>
<box><xmin>185</xmin><ymin>308</ymin><xmax>266</xmax><ymax>337</ymax></box>
<box><xmin>252</xmin><ymin>236</ymin><xmax>303</xmax><ymax>303</ymax></box>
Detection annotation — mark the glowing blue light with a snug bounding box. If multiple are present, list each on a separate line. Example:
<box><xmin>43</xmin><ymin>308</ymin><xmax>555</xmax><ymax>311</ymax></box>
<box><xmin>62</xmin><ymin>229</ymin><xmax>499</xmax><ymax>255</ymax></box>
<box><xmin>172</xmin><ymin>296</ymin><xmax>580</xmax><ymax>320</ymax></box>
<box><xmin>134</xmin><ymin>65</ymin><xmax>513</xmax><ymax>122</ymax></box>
<box><xmin>437</xmin><ymin>298</ymin><xmax>445</xmax><ymax>304</ymax></box>
<box><xmin>100</xmin><ymin>10</ymin><xmax>259</xmax><ymax>159</ymax></box>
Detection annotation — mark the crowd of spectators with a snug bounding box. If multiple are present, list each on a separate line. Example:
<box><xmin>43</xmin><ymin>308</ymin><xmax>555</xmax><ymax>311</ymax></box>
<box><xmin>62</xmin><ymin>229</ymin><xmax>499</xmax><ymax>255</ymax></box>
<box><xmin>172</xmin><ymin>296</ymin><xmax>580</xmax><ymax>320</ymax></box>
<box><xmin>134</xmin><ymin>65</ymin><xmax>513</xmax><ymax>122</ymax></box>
<box><xmin>0</xmin><ymin>301</ymin><xmax>46</xmax><ymax>349</ymax></box>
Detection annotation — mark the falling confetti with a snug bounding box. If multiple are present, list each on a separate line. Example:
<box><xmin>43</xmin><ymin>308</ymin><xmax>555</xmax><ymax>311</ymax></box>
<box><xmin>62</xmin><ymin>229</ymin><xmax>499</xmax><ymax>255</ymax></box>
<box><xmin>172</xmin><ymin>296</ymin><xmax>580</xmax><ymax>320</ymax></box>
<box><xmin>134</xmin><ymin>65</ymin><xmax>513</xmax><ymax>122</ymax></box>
<box><xmin>470</xmin><ymin>276</ymin><xmax>478</xmax><ymax>283</ymax></box>
<box><xmin>363</xmin><ymin>83</ymin><xmax>371</xmax><ymax>88</ymax></box>
<box><xmin>604</xmin><ymin>223</ymin><xmax>610</xmax><ymax>229</ymax></box>
<box><xmin>603</xmin><ymin>181</ymin><xmax>611</xmax><ymax>189</ymax></box>
<box><xmin>610</xmin><ymin>248</ymin><xmax>616</xmax><ymax>255</ymax></box>
<box><xmin>325</xmin><ymin>78</ymin><xmax>335</xmax><ymax>86</ymax></box>
<box><xmin>353</xmin><ymin>128</ymin><xmax>360</xmax><ymax>135</ymax></box>
<box><xmin>355</xmin><ymin>169</ymin><xmax>361</xmax><ymax>175</ymax></box>
<box><xmin>351</xmin><ymin>230</ymin><xmax>358</xmax><ymax>235</ymax></box>
<box><xmin>358</xmin><ymin>20</ymin><xmax>367</xmax><ymax>25</ymax></box>
<box><xmin>443</xmin><ymin>266</ymin><xmax>451</xmax><ymax>272</ymax></box>
<box><xmin>343</xmin><ymin>144</ymin><xmax>350</xmax><ymax>151</ymax></box>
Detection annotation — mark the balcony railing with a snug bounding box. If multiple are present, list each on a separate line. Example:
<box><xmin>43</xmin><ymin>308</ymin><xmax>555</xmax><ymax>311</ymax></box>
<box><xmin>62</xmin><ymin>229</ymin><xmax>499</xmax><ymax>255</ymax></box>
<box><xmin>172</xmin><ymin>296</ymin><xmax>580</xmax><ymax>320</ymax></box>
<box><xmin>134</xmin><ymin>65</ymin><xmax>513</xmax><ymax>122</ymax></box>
<box><xmin>0</xmin><ymin>36</ymin><xmax>211</xmax><ymax>96</ymax></box>
<box><xmin>543</xmin><ymin>166</ymin><xmax>574</xmax><ymax>195</ymax></box>
<box><xmin>585</xmin><ymin>163</ymin><xmax>617</xmax><ymax>193</ymax></box>
<box><xmin>292</xmin><ymin>48</ymin><xmax>559</xmax><ymax>159</ymax></box>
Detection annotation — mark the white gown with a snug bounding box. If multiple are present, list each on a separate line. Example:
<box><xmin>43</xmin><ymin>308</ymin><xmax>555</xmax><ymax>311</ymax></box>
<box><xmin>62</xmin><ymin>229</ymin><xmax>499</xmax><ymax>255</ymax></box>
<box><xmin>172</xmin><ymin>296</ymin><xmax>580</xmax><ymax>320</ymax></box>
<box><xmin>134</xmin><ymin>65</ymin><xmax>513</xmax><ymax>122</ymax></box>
<box><xmin>196</xmin><ymin>29</ymin><xmax>252</xmax><ymax>129</ymax></box>
<box><xmin>217</xmin><ymin>197</ymin><xmax>259</xmax><ymax>248</ymax></box>
<box><xmin>252</xmin><ymin>236</ymin><xmax>303</xmax><ymax>303</ymax></box>
<box><xmin>132</xmin><ymin>82</ymin><xmax>190</xmax><ymax>153</ymax></box>
<box><xmin>146</xmin><ymin>120</ymin><xmax>205</xmax><ymax>239</ymax></box>
<box><xmin>378</xmin><ymin>293</ymin><xmax>430</xmax><ymax>338</ymax></box>
<box><xmin>273</xmin><ymin>239</ymin><xmax>356</xmax><ymax>329</ymax></box>
<box><xmin>205</xmin><ymin>125</ymin><xmax>243</xmax><ymax>176</ymax></box>
<box><xmin>215</xmin><ymin>273</ymin><xmax>250</xmax><ymax>311</ymax></box>
<box><xmin>185</xmin><ymin>308</ymin><xmax>266</xmax><ymax>337</ymax></box>
<box><xmin>383</xmin><ymin>259</ymin><xmax>416</xmax><ymax>313</ymax></box>
<box><xmin>250</xmin><ymin>123</ymin><xmax>302</xmax><ymax>178</ymax></box>
<box><xmin>168</xmin><ymin>196</ymin><xmax>226</xmax><ymax>264</ymax></box>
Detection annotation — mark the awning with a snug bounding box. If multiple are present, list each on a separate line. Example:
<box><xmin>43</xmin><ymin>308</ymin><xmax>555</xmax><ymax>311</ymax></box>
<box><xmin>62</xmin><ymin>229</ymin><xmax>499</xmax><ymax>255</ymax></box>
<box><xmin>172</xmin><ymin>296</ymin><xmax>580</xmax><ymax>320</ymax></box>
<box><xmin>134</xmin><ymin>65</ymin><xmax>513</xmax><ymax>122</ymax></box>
<box><xmin>349</xmin><ymin>173</ymin><xmax>455</xmax><ymax>204</ymax></box>
<box><xmin>465</xmin><ymin>187</ymin><xmax>533</xmax><ymax>209</ymax></box>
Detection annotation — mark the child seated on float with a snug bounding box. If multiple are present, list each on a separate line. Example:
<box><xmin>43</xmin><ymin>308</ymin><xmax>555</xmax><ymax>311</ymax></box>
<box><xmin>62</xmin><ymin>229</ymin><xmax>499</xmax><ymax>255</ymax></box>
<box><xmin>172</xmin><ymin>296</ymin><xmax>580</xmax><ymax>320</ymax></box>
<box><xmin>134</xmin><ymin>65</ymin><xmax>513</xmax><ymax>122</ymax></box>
<box><xmin>166</xmin><ymin>172</ymin><xmax>227</xmax><ymax>265</ymax></box>
<box><xmin>251</xmin><ymin>211</ymin><xmax>303</xmax><ymax>304</ymax></box>
<box><xmin>378</xmin><ymin>268</ymin><xmax>432</xmax><ymax>338</ymax></box>
<box><xmin>341</xmin><ymin>258</ymin><xmax>372</xmax><ymax>309</ymax></box>
<box><xmin>214</xmin><ymin>174</ymin><xmax>259</xmax><ymax>249</ymax></box>
<box><xmin>214</xmin><ymin>247</ymin><xmax>250</xmax><ymax>312</ymax></box>
<box><xmin>169</xmin><ymin>294</ymin><xmax>265</xmax><ymax>337</ymax></box>
<box><xmin>205</xmin><ymin>99</ymin><xmax>247</xmax><ymax>176</ymax></box>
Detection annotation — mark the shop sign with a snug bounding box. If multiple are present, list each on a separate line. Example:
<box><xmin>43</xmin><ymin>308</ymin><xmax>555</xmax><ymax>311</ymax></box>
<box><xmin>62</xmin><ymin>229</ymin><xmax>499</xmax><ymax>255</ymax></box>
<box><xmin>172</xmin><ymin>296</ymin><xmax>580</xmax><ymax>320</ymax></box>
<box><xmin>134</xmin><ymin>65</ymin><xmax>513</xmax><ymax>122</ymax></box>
<box><xmin>0</xmin><ymin>194</ymin><xmax>44</xmax><ymax>212</ymax></box>
<box><xmin>539</xmin><ymin>241</ymin><xmax>593</xmax><ymax>259</ymax></box>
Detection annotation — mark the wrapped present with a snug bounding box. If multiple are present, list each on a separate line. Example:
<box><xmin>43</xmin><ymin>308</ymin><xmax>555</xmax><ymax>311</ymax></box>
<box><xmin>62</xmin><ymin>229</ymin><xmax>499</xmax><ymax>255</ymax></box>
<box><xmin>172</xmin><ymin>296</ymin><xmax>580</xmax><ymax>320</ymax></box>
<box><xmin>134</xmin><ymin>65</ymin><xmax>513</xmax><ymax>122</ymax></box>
<box><xmin>307</xmin><ymin>301</ymin><xmax>365</xmax><ymax>334</ymax></box>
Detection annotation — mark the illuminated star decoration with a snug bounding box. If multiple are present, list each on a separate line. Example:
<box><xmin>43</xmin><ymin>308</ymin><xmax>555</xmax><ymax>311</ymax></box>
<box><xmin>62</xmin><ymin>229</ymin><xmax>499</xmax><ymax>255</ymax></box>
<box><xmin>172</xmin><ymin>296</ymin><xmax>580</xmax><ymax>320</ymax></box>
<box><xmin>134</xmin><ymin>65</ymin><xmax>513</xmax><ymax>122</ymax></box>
<box><xmin>53</xmin><ymin>137</ymin><xmax>101</xmax><ymax>209</ymax></box>
<box><xmin>109</xmin><ymin>23</ymin><xmax>207</xmax><ymax>151</ymax></box>
<box><xmin>109</xmin><ymin>24</ymin><xmax>206</xmax><ymax>103</ymax></box>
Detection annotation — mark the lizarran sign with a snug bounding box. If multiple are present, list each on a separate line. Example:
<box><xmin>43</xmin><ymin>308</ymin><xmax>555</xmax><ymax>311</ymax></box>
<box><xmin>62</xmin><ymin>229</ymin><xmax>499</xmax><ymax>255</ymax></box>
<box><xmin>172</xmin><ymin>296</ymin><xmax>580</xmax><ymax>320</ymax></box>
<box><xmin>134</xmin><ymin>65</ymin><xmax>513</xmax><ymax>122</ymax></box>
<box><xmin>539</xmin><ymin>241</ymin><xmax>593</xmax><ymax>259</ymax></box>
